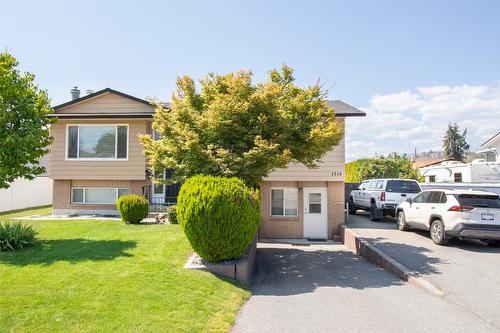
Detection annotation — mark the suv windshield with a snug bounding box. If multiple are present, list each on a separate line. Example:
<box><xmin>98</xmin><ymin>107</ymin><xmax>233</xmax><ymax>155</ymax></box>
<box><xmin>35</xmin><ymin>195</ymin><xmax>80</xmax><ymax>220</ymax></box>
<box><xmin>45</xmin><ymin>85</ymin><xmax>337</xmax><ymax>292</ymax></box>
<box><xmin>386</xmin><ymin>180</ymin><xmax>421</xmax><ymax>193</ymax></box>
<box><xmin>455</xmin><ymin>194</ymin><xmax>500</xmax><ymax>208</ymax></box>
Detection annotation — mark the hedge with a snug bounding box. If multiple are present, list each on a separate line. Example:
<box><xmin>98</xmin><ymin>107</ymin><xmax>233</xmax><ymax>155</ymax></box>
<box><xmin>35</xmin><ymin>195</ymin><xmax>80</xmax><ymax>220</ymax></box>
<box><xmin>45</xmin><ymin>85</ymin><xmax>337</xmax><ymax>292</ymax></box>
<box><xmin>177</xmin><ymin>175</ymin><xmax>260</xmax><ymax>263</ymax></box>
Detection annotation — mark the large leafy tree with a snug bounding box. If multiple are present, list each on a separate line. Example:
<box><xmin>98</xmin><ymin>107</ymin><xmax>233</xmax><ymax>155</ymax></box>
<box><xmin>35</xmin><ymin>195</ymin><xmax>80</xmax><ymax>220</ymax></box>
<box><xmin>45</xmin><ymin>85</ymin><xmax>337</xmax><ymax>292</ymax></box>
<box><xmin>443</xmin><ymin>122</ymin><xmax>470</xmax><ymax>162</ymax></box>
<box><xmin>0</xmin><ymin>52</ymin><xmax>54</xmax><ymax>188</ymax></box>
<box><xmin>141</xmin><ymin>66</ymin><xmax>343</xmax><ymax>188</ymax></box>
<box><xmin>345</xmin><ymin>154</ymin><xmax>423</xmax><ymax>183</ymax></box>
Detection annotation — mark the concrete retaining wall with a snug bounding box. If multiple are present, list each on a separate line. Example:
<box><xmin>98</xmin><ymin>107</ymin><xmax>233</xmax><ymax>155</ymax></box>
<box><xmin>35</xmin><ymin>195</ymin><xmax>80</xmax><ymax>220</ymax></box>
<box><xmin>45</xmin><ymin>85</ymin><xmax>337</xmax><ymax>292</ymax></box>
<box><xmin>185</xmin><ymin>235</ymin><xmax>257</xmax><ymax>286</ymax></box>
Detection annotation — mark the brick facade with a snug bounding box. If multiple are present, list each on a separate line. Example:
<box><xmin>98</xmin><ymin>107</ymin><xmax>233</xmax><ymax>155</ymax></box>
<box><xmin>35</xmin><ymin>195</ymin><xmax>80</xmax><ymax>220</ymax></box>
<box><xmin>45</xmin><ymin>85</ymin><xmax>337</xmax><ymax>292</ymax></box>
<box><xmin>259</xmin><ymin>180</ymin><xmax>345</xmax><ymax>239</ymax></box>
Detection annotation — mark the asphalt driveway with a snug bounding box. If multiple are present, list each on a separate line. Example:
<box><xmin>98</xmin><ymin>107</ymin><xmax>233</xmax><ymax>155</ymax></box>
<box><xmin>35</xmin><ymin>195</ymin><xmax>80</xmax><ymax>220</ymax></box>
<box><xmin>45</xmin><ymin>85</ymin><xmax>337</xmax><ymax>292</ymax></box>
<box><xmin>233</xmin><ymin>242</ymin><xmax>498</xmax><ymax>332</ymax></box>
<box><xmin>347</xmin><ymin>212</ymin><xmax>500</xmax><ymax>330</ymax></box>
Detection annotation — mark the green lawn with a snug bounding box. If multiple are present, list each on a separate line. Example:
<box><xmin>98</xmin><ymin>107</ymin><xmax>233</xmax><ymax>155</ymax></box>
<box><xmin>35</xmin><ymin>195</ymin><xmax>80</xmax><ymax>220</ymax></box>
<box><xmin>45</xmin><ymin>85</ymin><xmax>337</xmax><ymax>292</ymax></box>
<box><xmin>0</xmin><ymin>205</ymin><xmax>52</xmax><ymax>220</ymax></box>
<box><xmin>0</xmin><ymin>218</ymin><xmax>250</xmax><ymax>332</ymax></box>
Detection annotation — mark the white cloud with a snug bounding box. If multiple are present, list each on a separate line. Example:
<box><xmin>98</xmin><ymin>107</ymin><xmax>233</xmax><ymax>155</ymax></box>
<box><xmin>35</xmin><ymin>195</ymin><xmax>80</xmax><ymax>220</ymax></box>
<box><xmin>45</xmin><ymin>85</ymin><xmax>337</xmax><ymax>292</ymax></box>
<box><xmin>345</xmin><ymin>83</ymin><xmax>500</xmax><ymax>161</ymax></box>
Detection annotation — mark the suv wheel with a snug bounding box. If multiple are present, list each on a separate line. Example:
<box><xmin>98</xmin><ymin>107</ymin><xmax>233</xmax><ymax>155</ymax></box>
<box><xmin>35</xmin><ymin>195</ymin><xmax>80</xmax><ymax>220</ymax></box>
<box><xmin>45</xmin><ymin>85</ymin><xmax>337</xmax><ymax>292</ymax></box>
<box><xmin>397</xmin><ymin>211</ymin><xmax>409</xmax><ymax>231</ymax></box>
<box><xmin>369</xmin><ymin>203</ymin><xmax>381</xmax><ymax>221</ymax></box>
<box><xmin>430</xmin><ymin>219</ymin><xmax>448</xmax><ymax>245</ymax></box>
<box><xmin>348</xmin><ymin>198</ymin><xmax>356</xmax><ymax>215</ymax></box>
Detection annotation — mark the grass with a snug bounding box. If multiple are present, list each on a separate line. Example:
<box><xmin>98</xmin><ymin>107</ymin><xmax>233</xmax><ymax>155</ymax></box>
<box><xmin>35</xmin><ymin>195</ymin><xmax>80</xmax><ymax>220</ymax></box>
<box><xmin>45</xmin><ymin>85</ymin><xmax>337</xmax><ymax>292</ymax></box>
<box><xmin>0</xmin><ymin>205</ymin><xmax>52</xmax><ymax>220</ymax></box>
<box><xmin>0</xmin><ymin>219</ymin><xmax>250</xmax><ymax>332</ymax></box>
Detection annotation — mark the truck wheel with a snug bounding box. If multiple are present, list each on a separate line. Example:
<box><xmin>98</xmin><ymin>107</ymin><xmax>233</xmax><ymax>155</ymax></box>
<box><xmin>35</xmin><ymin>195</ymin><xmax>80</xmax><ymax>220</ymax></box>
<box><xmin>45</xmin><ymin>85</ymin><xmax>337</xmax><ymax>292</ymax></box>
<box><xmin>483</xmin><ymin>240</ymin><xmax>500</xmax><ymax>247</ymax></box>
<box><xmin>397</xmin><ymin>211</ymin><xmax>409</xmax><ymax>231</ymax></box>
<box><xmin>430</xmin><ymin>220</ymin><xmax>448</xmax><ymax>245</ymax></box>
<box><xmin>369</xmin><ymin>204</ymin><xmax>381</xmax><ymax>221</ymax></box>
<box><xmin>348</xmin><ymin>198</ymin><xmax>356</xmax><ymax>215</ymax></box>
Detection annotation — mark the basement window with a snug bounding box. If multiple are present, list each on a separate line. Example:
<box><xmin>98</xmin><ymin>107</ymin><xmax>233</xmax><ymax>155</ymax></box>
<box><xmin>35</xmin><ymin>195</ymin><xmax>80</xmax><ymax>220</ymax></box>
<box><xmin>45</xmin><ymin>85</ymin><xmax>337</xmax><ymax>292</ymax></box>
<box><xmin>72</xmin><ymin>188</ymin><xmax>129</xmax><ymax>204</ymax></box>
<box><xmin>271</xmin><ymin>188</ymin><xmax>298</xmax><ymax>216</ymax></box>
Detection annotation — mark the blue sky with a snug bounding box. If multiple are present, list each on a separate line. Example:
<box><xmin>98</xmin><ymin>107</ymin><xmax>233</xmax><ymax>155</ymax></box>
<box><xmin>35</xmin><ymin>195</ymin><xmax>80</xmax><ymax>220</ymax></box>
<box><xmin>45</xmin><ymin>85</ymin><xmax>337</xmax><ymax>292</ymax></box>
<box><xmin>2</xmin><ymin>1</ymin><xmax>499</xmax><ymax>160</ymax></box>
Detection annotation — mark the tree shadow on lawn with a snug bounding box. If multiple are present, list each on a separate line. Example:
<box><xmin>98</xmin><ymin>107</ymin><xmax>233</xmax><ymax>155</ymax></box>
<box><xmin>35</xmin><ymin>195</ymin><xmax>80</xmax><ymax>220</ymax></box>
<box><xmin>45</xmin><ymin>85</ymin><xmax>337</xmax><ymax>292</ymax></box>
<box><xmin>0</xmin><ymin>238</ymin><xmax>136</xmax><ymax>266</ymax></box>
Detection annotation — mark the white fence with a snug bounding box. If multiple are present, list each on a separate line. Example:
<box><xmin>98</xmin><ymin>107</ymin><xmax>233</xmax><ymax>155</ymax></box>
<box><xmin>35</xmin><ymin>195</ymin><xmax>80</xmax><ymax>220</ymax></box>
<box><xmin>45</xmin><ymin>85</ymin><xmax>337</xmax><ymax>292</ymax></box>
<box><xmin>0</xmin><ymin>177</ymin><xmax>53</xmax><ymax>212</ymax></box>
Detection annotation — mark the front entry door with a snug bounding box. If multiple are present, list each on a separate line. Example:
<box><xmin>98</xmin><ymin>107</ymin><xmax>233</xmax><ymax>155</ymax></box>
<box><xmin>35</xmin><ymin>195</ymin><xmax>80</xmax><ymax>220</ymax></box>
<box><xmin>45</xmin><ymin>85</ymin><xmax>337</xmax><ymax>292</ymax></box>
<box><xmin>303</xmin><ymin>188</ymin><xmax>328</xmax><ymax>239</ymax></box>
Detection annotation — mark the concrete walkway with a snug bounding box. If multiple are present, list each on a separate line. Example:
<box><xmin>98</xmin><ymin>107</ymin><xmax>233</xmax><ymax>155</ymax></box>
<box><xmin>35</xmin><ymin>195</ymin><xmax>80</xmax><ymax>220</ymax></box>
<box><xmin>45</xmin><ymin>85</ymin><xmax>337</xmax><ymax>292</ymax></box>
<box><xmin>233</xmin><ymin>242</ymin><xmax>498</xmax><ymax>332</ymax></box>
<box><xmin>347</xmin><ymin>212</ymin><xmax>500</xmax><ymax>330</ymax></box>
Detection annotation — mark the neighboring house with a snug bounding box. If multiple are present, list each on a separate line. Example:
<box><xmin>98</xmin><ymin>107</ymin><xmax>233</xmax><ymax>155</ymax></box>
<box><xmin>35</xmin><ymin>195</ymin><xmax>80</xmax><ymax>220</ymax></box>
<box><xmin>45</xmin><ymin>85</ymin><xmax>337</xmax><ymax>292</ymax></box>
<box><xmin>48</xmin><ymin>87</ymin><xmax>365</xmax><ymax>240</ymax></box>
<box><xmin>260</xmin><ymin>100</ymin><xmax>365</xmax><ymax>240</ymax></box>
<box><xmin>477</xmin><ymin>132</ymin><xmax>500</xmax><ymax>162</ymax></box>
<box><xmin>412</xmin><ymin>157</ymin><xmax>453</xmax><ymax>169</ymax></box>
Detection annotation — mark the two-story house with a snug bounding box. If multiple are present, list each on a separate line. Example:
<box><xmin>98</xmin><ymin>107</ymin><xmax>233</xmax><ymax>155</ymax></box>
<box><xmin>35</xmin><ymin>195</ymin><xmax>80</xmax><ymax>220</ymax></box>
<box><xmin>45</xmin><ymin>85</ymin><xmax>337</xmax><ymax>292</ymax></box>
<box><xmin>48</xmin><ymin>88</ymin><xmax>155</xmax><ymax>215</ymax></box>
<box><xmin>48</xmin><ymin>87</ymin><xmax>365</xmax><ymax>239</ymax></box>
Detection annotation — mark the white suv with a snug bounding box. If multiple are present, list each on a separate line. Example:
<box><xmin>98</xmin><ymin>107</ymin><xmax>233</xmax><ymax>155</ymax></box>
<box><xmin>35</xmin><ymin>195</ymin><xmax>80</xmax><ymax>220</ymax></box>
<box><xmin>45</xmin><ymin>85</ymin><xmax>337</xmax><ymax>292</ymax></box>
<box><xmin>396</xmin><ymin>189</ymin><xmax>500</xmax><ymax>246</ymax></box>
<box><xmin>349</xmin><ymin>179</ymin><xmax>421</xmax><ymax>221</ymax></box>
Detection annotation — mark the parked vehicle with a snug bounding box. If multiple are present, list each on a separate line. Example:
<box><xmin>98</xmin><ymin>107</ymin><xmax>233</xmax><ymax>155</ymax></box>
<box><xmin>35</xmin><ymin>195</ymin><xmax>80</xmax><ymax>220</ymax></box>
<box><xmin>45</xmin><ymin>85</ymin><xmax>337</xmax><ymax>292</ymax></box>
<box><xmin>396</xmin><ymin>189</ymin><xmax>500</xmax><ymax>247</ymax></box>
<box><xmin>349</xmin><ymin>179</ymin><xmax>422</xmax><ymax>221</ymax></box>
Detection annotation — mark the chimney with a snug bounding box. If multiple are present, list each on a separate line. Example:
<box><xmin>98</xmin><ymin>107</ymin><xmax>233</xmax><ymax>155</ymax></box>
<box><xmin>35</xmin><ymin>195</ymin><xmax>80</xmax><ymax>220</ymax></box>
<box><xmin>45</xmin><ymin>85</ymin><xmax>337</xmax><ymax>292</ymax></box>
<box><xmin>85</xmin><ymin>89</ymin><xmax>94</xmax><ymax>95</ymax></box>
<box><xmin>70</xmin><ymin>86</ymin><xmax>80</xmax><ymax>100</ymax></box>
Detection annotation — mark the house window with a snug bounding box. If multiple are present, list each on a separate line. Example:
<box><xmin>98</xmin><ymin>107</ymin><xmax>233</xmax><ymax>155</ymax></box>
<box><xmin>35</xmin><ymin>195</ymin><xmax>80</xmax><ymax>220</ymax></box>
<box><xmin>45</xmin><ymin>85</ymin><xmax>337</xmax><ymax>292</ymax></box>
<box><xmin>67</xmin><ymin>125</ymin><xmax>128</xmax><ymax>159</ymax></box>
<box><xmin>454</xmin><ymin>173</ymin><xmax>463</xmax><ymax>182</ymax></box>
<box><xmin>429</xmin><ymin>175</ymin><xmax>436</xmax><ymax>183</ymax></box>
<box><xmin>271</xmin><ymin>188</ymin><xmax>298</xmax><ymax>216</ymax></box>
<box><xmin>71</xmin><ymin>188</ymin><xmax>129</xmax><ymax>204</ymax></box>
<box><xmin>153</xmin><ymin>129</ymin><xmax>161</xmax><ymax>141</ymax></box>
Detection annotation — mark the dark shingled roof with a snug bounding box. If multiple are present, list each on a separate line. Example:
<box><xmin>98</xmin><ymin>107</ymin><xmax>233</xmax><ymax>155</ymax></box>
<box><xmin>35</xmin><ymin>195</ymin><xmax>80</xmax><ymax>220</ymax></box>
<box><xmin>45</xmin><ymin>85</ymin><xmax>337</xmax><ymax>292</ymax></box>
<box><xmin>50</xmin><ymin>88</ymin><xmax>365</xmax><ymax>118</ymax></box>
<box><xmin>327</xmin><ymin>100</ymin><xmax>366</xmax><ymax>117</ymax></box>
<box><xmin>482</xmin><ymin>131</ymin><xmax>500</xmax><ymax>147</ymax></box>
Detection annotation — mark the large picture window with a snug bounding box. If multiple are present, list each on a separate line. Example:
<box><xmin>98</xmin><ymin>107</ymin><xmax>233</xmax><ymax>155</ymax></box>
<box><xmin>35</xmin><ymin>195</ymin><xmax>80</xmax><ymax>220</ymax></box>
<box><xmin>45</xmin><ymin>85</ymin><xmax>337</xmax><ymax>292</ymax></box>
<box><xmin>71</xmin><ymin>188</ymin><xmax>129</xmax><ymax>204</ymax></box>
<box><xmin>271</xmin><ymin>188</ymin><xmax>298</xmax><ymax>216</ymax></box>
<box><xmin>67</xmin><ymin>125</ymin><xmax>128</xmax><ymax>159</ymax></box>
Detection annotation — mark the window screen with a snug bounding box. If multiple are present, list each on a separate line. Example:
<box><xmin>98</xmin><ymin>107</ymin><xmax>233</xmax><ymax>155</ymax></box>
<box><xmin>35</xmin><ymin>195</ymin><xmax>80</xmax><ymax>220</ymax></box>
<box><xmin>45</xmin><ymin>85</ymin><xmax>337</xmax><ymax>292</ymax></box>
<box><xmin>72</xmin><ymin>188</ymin><xmax>84</xmax><ymax>203</ymax></box>
<box><xmin>271</xmin><ymin>189</ymin><xmax>284</xmax><ymax>216</ymax></box>
<box><xmin>68</xmin><ymin>126</ymin><xmax>78</xmax><ymax>158</ymax></box>
<box><xmin>309</xmin><ymin>193</ymin><xmax>322</xmax><ymax>214</ymax></box>
<box><xmin>117</xmin><ymin>126</ymin><xmax>128</xmax><ymax>158</ymax></box>
<box><xmin>271</xmin><ymin>188</ymin><xmax>298</xmax><ymax>216</ymax></box>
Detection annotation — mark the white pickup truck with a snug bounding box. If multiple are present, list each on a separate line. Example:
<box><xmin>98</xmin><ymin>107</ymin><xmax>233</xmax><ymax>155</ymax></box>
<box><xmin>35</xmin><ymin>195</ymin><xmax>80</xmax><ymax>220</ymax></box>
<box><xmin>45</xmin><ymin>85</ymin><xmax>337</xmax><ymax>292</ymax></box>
<box><xmin>349</xmin><ymin>178</ymin><xmax>422</xmax><ymax>221</ymax></box>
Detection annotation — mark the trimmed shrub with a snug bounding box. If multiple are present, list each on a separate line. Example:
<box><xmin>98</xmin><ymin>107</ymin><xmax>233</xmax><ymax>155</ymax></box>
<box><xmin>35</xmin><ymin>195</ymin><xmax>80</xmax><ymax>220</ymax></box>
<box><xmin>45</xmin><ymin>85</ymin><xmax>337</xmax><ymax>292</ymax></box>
<box><xmin>0</xmin><ymin>221</ymin><xmax>38</xmax><ymax>251</ymax></box>
<box><xmin>166</xmin><ymin>205</ymin><xmax>178</xmax><ymax>224</ymax></box>
<box><xmin>116</xmin><ymin>194</ymin><xmax>149</xmax><ymax>224</ymax></box>
<box><xmin>177</xmin><ymin>175</ymin><xmax>260</xmax><ymax>263</ymax></box>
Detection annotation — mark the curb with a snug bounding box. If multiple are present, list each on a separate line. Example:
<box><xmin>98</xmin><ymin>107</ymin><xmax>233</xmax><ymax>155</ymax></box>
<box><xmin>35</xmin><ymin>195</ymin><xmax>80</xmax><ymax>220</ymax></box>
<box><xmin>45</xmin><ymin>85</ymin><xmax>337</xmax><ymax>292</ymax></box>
<box><xmin>340</xmin><ymin>224</ymin><xmax>445</xmax><ymax>297</ymax></box>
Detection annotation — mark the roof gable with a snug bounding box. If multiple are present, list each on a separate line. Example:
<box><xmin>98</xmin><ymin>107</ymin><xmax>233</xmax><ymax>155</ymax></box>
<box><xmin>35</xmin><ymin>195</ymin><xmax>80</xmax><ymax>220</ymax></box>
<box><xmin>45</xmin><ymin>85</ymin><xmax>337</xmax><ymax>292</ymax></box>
<box><xmin>327</xmin><ymin>100</ymin><xmax>366</xmax><ymax>117</ymax></box>
<box><xmin>482</xmin><ymin>132</ymin><xmax>500</xmax><ymax>148</ymax></box>
<box><xmin>52</xmin><ymin>88</ymin><xmax>155</xmax><ymax>117</ymax></box>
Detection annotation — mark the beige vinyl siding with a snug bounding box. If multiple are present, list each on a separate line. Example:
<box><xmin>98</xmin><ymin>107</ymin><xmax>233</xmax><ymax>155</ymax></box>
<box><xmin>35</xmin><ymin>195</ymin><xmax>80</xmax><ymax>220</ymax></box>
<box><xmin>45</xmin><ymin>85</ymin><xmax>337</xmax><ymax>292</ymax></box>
<box><xmin>49</xmin><ymin>119</ymin><xmax>148</xmax><ymax>180</ymax></box>
<box><xmin>264</xmin><ymin>119</ymin><xmax>345</xmax><ymax>182</ymax></box>
<box><xmin>56</xmin><ymin>92</ymin><xmax>154</xmax><ymax>114</ymax></box>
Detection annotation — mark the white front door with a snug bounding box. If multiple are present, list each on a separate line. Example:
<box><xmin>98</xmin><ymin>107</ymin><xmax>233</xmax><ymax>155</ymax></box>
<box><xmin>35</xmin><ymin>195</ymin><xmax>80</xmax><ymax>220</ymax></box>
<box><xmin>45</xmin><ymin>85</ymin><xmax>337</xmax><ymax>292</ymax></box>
<box><xmin>303</xmin><ymin>188</ymin><xmax>328</xmax><ymax>239</ymax></box>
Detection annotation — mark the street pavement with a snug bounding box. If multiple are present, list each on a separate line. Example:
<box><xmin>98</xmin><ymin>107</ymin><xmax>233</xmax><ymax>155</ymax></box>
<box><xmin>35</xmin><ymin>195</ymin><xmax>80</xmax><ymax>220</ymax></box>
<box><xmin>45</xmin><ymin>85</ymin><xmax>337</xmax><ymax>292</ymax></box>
<box><xmin>233</xmin><ymin>242</ymin><xmax>499</xmax><ymax>333</ymax></box>
<box><xmin>347</xmin><ymin>212</ymin><xmax>500</xmax><ymax>330</ymax></box>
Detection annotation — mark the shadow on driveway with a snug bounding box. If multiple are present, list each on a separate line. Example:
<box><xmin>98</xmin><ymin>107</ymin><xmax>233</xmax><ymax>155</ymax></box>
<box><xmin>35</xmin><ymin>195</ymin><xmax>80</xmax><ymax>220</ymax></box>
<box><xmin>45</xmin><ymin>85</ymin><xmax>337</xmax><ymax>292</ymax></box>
<box><xmin>252</xmin><ymin>245</ymin><xmax>406</xmax><ymax>296</ymax></box>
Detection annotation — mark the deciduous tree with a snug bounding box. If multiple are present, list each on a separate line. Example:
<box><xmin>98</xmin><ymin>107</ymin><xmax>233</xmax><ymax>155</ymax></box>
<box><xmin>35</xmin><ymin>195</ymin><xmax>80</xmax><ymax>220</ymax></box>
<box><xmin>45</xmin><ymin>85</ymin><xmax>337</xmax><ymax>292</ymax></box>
<box><xmin>0</xmin><ymin>52</ymin><xmax>54</xmax><ymax>188</ymax></box>
<box><xmin>141</xmin><ymin>66</ymin><xmax>343</xmax><ymax>187</ymax></box>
